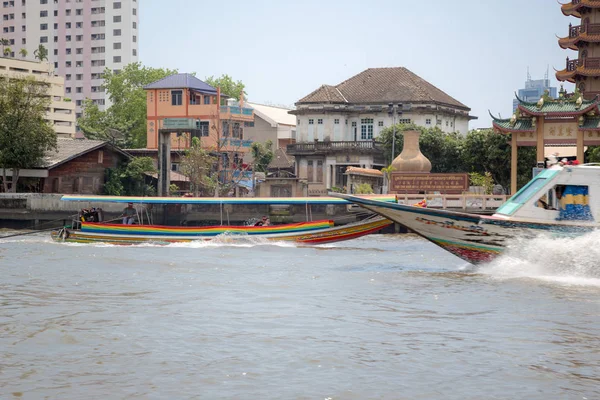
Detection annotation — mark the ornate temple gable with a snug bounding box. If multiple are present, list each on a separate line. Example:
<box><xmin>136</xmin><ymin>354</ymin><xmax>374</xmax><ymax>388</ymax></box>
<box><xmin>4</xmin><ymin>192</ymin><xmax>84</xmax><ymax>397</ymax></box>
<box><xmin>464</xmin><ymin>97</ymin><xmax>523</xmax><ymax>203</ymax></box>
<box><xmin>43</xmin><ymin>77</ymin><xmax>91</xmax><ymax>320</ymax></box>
<box><xmin>515</xmin><ymin>95</ymin><xmax>599</xmax><ymax>117</ymax></box>
<box><xmin>490</xmin><ymin>111</ymin><xmax>535</xmax><ymax>134</ymax></box>
<box><xmin>491</xmin><ymin>95</ymin><xmax>600</xmax><ymax>134</ymax></box>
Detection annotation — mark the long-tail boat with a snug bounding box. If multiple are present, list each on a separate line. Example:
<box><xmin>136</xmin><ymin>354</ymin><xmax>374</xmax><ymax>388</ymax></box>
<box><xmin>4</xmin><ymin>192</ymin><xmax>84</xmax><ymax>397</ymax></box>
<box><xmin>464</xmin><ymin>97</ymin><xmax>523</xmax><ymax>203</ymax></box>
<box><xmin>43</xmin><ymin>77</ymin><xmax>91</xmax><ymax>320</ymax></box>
<box><xmin>333</xmin><ymin>164</ymin><xmax>600</xmax><ymax>264</ymax></box>
<box><xmin>50</xmin><ymin>195</ymin><xmax>394</xmax><ymax>245</ymax></box>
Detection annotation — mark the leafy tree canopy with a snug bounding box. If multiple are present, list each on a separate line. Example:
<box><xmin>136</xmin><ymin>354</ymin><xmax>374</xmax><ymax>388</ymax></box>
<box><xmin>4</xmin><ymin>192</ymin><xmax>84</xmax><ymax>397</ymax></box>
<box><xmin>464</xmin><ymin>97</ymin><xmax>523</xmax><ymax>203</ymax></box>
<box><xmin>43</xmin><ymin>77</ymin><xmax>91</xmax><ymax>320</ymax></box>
<box><xmin>250</xmin><ymin>140</ymin><xmax>274</xmax><ymax>173</ymax></box>
<box><xmin>33</xmin><ymin>44</ymin><xmax>48</xmax><ymax>61</ymax></box>
<box><xmin>180</xmin><ymin>137</ymin><xmax>218</xmax><ymax>196</ymax></box>
<box><xmin>205</xmin><ymin>74</ymin><xmax>246</xmax><ymax>101</ymax></box>
<box><xmin>0</xmin><ymin>76</ymin><xmax>57</xmax><ymax>192</ymax></box>
<box><xmin>103</xmin><ymin>156</ymin><xmax>156</xmax><ymax>196</ymax></box>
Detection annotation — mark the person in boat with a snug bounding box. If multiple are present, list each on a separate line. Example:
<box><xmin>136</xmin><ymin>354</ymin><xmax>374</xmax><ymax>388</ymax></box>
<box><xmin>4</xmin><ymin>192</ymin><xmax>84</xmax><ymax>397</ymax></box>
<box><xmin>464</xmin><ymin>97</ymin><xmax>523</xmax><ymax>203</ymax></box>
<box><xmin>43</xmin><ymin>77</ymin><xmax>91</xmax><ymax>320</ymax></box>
<box><xmin>80</xmin><ymin>207</ymin><xmax>102</xmax><ymax>222</ymax></box>
<box><xmin>254</xmin><ymin>216</ymin><xmax>270</xmax><ymax>226</ymax></box>
<box><xmin>121</xmin><ymin>203</ymin><xmax>136</xmax><ymax>225</ymax></box>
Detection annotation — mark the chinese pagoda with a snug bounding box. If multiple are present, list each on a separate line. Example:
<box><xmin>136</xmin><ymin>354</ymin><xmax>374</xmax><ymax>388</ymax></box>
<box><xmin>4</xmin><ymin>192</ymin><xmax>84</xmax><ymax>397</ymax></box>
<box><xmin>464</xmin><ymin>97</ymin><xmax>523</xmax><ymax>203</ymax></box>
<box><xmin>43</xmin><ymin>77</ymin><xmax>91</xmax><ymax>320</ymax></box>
<box><xmin>491</xmin><ymin>0</ymin><xmax>600</xmax><ymax>195</ymax></box>
<box><xmin>556</xmin><ymin>0</ymin><xmax>600</xmax><ymax>98</ymax></box>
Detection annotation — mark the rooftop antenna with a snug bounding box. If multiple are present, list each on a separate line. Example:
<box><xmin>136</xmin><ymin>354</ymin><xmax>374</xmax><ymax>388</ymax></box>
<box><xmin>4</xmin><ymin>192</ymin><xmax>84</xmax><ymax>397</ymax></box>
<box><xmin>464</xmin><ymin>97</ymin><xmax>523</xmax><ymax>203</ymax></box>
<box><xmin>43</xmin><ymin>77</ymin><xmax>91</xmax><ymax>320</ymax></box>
<box><xmin>545</xmin><ymin>65</ymin><xmax>549</xmax><ymax>81</ymax></box>
<box><xmin>527</xmin><ymin>66</ymin><xmax>531</xmax><ymax>82</ymax></box>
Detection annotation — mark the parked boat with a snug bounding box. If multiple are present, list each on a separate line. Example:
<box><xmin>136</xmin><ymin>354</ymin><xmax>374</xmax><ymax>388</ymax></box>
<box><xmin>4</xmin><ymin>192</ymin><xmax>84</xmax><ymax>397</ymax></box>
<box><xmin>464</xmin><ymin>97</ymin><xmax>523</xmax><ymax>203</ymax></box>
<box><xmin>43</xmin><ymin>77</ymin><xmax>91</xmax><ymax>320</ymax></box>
<box><xmin>332</xmin><ymin>164</ymin><xmax>600</xmax><ymax>264</ymax></box>
<box><xmin>50</xmin><ymin>195</ymin><xmax>394</xmax><ymax>245</ymax></box>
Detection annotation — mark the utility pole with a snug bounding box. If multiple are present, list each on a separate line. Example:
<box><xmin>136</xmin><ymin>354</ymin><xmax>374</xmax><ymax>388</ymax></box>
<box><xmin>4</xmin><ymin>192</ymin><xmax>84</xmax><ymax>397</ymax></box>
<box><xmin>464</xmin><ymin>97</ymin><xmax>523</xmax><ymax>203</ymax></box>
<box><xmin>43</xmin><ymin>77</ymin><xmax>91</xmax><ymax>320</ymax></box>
<box><xmin>388</xmin><ymin>103</ymin><xmax>397</xmax><ymax>163</ymax></box>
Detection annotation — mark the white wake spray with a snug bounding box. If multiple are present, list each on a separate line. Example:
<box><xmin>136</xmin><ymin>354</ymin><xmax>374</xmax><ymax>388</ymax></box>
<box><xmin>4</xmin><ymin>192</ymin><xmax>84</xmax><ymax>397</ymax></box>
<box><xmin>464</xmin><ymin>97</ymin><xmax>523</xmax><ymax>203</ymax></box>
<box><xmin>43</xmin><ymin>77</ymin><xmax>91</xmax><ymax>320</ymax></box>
<box><xmin>479</xmin><ymin>230</ymin><xmax>600</xmax><ymax>286</ymax></box>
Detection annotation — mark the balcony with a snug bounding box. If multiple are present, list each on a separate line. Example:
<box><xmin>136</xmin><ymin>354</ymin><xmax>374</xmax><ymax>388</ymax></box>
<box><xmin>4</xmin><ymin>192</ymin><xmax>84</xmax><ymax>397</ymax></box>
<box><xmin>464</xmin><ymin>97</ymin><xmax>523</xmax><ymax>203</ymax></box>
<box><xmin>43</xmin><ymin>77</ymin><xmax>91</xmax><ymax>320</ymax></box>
<box><xmin>220</xmin><ymin>106</ymin><xmax>253</xmax><ymax>116</ymax></box>
<box><xmin>566</xmin><ymin>56</ymin><xmax>600</xmax><ymax>71</ymax></box>
<box><xmin>566</xmin><ymin>57</ymin><xmax>580</xmax><ymax>71</ymax></box>
<box><xmin>568</xmin><ymin>22</ymin><xmax>600</xmax><ymax>38</ymax></box>
<box><xmin>287</xmin><ymin>140</ymin><xmax>384</xmax><ymax>156</ymax></box>
<box><xmin>220</xmin><ymin>138</ymin><xmax>253</xmax><ymax>148</ymax></box>
<box><xmin>220</xmin><ymin>105</ymin><xmax>254</xmax><ymax>122</ymax></box>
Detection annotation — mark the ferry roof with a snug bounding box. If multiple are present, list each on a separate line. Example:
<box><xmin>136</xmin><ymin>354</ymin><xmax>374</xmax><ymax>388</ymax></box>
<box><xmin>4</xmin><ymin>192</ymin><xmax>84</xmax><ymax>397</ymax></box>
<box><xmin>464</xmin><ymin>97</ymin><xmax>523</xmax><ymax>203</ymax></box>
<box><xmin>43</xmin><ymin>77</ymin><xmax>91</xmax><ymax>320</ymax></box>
<box><xmin>60</xmin><ymin>194</ymin><xmax>398</xmax><ymax>205</ymax></box>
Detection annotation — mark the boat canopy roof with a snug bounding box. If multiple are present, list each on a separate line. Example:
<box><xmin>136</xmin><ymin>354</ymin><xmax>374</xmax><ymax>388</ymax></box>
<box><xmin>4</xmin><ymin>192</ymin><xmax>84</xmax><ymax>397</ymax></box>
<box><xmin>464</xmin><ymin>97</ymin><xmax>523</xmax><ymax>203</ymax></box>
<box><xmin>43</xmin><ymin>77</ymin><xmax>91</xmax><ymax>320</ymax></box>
<box><xmin>60</xmin><ymin>194</ymin><xmax>397</xmax><ymax>205</ymax></box>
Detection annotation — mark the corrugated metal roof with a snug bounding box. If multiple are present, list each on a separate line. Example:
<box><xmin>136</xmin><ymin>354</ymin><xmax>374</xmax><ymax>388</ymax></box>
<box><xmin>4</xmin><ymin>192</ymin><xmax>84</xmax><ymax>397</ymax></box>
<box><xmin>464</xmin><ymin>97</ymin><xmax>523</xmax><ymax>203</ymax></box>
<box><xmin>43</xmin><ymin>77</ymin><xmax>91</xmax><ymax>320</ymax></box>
<box><xmin>247</xmin><ymin>102</ymin><xmax>296</xmax><ymax>127</ymax></box>
<box><xmin>143</xmin><ymin>73</ymin><xmax>218</xmax><ymax>93</ymax></box>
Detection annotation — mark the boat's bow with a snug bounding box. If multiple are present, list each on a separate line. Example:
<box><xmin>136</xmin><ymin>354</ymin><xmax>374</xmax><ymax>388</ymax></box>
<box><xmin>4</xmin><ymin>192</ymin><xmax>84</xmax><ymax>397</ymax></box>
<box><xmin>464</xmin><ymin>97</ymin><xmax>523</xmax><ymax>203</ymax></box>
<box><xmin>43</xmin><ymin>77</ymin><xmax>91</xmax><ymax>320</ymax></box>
<box><xmin>330</xmin><ymin>193</ymin><xmax>505</xmax><ymax>264</ymax></box>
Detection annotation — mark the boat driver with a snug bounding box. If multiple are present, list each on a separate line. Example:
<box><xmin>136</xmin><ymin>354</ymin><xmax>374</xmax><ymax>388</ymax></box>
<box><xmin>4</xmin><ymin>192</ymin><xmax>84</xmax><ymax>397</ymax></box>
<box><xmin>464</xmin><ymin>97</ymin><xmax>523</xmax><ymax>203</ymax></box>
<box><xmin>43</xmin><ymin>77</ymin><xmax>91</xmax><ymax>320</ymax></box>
<box><xmin>121</xmin><ymin>203</ymin><xmax>136</xmax><ymax>225</ymax></box>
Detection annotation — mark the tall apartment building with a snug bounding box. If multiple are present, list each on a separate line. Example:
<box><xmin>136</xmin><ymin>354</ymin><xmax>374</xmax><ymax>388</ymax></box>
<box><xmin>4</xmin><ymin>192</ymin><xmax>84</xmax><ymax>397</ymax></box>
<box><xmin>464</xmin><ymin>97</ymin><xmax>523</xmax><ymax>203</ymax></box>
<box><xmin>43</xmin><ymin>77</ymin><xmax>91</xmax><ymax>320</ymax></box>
<box><xmin>0</xmin><ymin>0</ymin><xmax>139</xmax><ymax>118</ymax></box>
<box><xmin>0</xmin><ymin>56</ymin><xmax>76</xmax><ymax>137</ymax></box>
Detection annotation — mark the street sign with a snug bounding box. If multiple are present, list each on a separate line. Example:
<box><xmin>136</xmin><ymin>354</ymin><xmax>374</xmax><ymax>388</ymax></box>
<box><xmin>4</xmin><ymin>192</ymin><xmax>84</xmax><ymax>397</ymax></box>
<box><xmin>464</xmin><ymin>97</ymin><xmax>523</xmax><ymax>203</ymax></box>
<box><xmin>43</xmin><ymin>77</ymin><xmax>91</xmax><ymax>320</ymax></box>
<box><xmin>162</xmin><ymin>118</ymin><xmax>196</xmax><ymax>130</ymax></box>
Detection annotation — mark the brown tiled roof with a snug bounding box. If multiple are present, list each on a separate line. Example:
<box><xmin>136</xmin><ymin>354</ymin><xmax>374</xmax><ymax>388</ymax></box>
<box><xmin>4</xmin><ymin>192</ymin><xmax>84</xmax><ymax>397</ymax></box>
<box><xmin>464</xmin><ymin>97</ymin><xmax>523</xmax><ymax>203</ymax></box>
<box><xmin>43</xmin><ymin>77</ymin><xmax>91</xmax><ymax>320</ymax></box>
<box><xmin>41</xmin><ymin>138</ymin><xmax>129</xmax><ymax>168</ymax></box>
<box><xmin>268</xmin><ymin>147</ymin><xmax>295</xmax><ymax>169</ymax></box>
<box><xmin>297</xmin><ymin>67</ymin><xmax>469</xmax><ymax>110</ymax></box>
<box><xmin>297</xmin><ymin>84</ymin><xmax>347</xmax><ymax>104</ymax></box>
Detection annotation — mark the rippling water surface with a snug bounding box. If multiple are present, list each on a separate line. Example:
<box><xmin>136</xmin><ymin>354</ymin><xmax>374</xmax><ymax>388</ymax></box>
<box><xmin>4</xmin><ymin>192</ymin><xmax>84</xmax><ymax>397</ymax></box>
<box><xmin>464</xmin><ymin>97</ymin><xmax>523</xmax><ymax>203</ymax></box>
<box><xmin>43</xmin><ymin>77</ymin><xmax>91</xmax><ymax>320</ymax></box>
<box><xmin>1</xmin><ymin>232</ymin><xmax>599</xmax><ymax>399</ymax></box>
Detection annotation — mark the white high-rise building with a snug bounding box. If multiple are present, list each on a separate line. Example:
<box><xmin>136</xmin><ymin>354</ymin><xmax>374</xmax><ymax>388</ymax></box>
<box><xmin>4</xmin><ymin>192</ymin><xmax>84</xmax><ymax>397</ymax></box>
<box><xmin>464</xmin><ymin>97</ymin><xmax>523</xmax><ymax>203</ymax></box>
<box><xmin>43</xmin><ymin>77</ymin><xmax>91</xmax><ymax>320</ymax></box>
<box><xmin>1</xmin><ymin>0</ymin><xmax>139</xmax><ymax>118</ymax></box>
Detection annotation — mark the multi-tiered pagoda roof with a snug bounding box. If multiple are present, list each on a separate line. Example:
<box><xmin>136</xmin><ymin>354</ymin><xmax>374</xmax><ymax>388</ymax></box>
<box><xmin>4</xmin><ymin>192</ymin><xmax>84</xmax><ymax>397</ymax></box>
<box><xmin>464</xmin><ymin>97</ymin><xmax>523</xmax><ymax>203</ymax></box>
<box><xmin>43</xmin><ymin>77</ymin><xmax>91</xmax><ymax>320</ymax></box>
<box><xmin>556</xmin><ymin>1</ymin><xmax>600</xmax><ymax>97</ymax></box>
<box><xmin>560</xmin><ymin>0</ymin><xmax>600</xmax><ymax>17</ymax></box>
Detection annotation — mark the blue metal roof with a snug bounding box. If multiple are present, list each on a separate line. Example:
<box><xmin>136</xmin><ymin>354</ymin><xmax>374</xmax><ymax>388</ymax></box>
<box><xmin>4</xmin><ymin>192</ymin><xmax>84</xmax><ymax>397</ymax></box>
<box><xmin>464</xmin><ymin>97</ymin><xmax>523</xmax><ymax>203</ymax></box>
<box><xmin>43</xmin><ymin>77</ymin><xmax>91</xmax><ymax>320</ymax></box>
<box><xmin>143</xmin><ymin>73</ymin><xmax>218</xmax><ymax>94</ymax></box>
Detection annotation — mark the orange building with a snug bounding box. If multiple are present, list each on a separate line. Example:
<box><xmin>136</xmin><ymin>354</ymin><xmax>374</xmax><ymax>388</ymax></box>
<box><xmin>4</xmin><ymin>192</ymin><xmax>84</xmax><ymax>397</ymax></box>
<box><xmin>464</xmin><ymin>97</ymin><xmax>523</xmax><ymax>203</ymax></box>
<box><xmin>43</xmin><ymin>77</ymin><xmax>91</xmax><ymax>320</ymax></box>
<box><xmin>144</xmin><ymin>73</ymin><xmax>254</xmax><ymax>158</ymax></box>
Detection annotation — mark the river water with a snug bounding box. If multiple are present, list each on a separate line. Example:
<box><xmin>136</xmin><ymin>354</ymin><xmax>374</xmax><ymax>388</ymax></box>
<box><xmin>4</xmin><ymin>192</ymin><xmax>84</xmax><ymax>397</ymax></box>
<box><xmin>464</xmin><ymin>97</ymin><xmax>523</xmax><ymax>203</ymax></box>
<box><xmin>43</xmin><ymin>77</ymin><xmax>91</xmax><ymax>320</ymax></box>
<box><xmin>0</xmin><ymin>231</ymin><xmax>599</xmax><ymax>400</ymax></box>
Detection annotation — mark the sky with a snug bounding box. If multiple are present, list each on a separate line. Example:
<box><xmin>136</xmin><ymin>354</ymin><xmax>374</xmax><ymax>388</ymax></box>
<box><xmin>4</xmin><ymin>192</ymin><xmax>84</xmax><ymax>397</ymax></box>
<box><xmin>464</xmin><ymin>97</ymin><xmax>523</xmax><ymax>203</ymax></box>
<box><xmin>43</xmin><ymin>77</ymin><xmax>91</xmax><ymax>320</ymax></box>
<box><xmin>139</xmin><ymin>0</ymin><xmax>577</xmax><ymax>129</ymax></box>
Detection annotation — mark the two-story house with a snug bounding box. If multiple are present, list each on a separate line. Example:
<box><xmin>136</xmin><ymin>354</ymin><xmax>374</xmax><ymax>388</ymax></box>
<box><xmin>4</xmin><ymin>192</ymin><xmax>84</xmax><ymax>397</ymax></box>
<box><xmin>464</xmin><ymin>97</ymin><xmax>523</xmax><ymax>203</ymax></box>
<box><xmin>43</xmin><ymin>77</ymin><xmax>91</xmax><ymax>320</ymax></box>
<box><xmin>288</xmin><ymin>67</ymin><xmax>476</xmax><ymax>195</ymax></box>
<box><xmin>144</xmin><ymin>73</ymin><xmax>254</xmax><ymax>163</ymax></box>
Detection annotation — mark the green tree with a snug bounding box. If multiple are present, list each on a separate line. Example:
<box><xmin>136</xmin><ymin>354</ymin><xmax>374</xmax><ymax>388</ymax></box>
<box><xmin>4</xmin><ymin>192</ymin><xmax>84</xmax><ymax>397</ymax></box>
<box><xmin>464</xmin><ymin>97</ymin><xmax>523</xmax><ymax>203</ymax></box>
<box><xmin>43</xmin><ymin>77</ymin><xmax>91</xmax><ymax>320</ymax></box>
<box><xmin>19</xmin><ymin>48</ymin><xmax>27</xmax><ymax>58</ymax></box>
<box><xmin>461</xmin><ymin>129</ymin><xmax>511</xmax><ymax>189</ymax></box>
<box><xmin>3</xmin><ymin>47</ymin><xmax>11</xmax><ymax>57</ymax></box>
<box><xmin>205</xmin><ymin>74</ymin><xmax>246</xmax><ymax>101</ymax></box>
<box><xmin>78</xmin><ymin>62</ymin><xmax>178</xmax><ymax>148</ymax></box>
<box><xmin>122</xmin><ymin>156</ymin><xmax>156</xmax><ymax>196</ymax></box>
<box><xmin>469</xmin><ymin>172</ymin><xmax>494</xmax><ymax>194</ymax></box>
<box><xmin>516</xmin><ymin>146</ymin><xmax>537</xmax><ymax>190</ymax></box>
<box><xmin>33</xmin><ymin>44</ymin><xmax>48</xmax><ymax>61</ymax></box>
<box><xmin>103</xmin><ymin>157</ymin><xmax>156</xmax><ymax>196</ymax></box>
<box><xmin>180</xmin><ymin>137</ymin><xmax>218</xmax><ymax>196</ymax></box>
<box><xmin>0</xmin><ymin>76</ymin><xmax>57</xmax><ymax>192</ymax></box>
<box><xmin>355</xmin><ymin>183</ymin><xmax>374</xmax><ymax>194</ymax></box>
<box><xmin>250</xmin><ymin>140</ymin><xmax>274</xmax><ymax>173</ymax></box>
<box><xmin>0</xmin><ymin>38</ymin><xmax>8</xmax><ymax>55</ymax></box>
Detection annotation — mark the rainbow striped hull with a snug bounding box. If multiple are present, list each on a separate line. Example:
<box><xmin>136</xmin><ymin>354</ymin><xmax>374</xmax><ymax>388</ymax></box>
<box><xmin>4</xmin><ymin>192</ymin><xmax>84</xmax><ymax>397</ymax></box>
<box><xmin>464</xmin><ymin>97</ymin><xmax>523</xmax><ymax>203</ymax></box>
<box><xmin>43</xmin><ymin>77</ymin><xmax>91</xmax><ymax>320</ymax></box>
<box><xmin>51</xmin><ymin>218</ymin><xmax>392</xmax><ymax>246</ymax></box>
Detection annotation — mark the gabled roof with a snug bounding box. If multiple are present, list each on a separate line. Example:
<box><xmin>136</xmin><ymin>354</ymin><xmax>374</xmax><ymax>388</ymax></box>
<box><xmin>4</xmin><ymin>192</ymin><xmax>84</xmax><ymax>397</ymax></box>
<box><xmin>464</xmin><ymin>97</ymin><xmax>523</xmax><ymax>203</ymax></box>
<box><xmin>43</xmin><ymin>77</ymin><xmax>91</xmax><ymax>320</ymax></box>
<box><xmin>297</xmin><ymin>67</ymin><xmax>469</xmax><ymax>110</ymax></box>
<box><xmin>40</xmin><ymin>138</ymin><xmax>129</xmax><ymax>169</ymax></box>
<box><xmin>143</xmin><ymin>73</ymin><xmax>218</xmax><ymax>94</ymax></box>
<box><xmin>268</xmin><ymin>147</ymin><xmax>295</xmax><ymax>169</ymax></box>
<box><xmin>247</xmin><ymin>103</ymin><xmax>296</xmax><ymax>127</ymax></box>
<box><xmin>298</xmin><ymin>84</ymin><xmax>347</xmax><ymax>104</ymax></box>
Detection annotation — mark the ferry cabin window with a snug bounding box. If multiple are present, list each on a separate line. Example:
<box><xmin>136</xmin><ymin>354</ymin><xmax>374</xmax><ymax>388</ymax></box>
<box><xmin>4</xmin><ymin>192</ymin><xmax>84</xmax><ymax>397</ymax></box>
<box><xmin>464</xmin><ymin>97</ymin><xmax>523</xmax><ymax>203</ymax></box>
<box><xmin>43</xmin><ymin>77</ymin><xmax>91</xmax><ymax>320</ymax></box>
<box><xmin>535</xmin><ymin>189</ymin><xmax>556</xmax><ymax>210</ymax></box>
<box><xmin>511</xmin><ymin>178</ymin><xmax>547</xmax><ymax>204</ymax></box>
